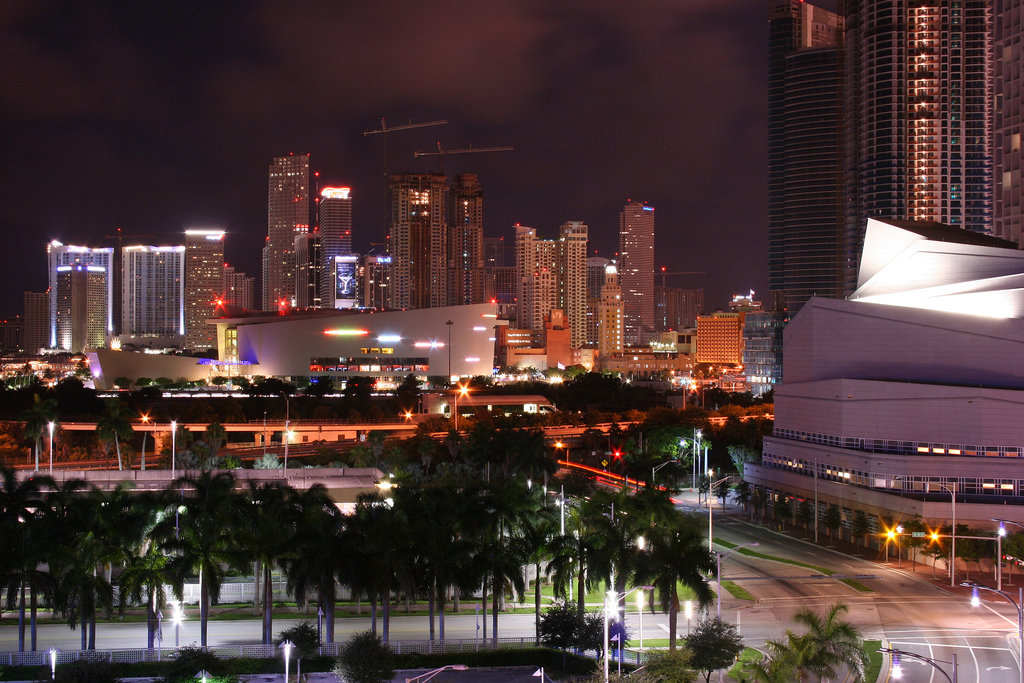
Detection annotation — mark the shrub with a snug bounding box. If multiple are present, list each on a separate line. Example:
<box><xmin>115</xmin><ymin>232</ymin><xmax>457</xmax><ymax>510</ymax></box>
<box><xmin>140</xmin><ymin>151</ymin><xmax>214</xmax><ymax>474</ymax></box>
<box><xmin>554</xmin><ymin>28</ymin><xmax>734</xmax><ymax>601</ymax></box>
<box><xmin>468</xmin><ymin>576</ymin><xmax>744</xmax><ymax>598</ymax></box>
<box><xmin>335</xmin><ymin>631</ymin><xmax>394</xmax><ymax>683</ymax></box>
<box><xmin>277</xmin><ymin>621</ymin><xmax>320</xmax><ymax>658</ymax></box>
<box><xmin>54</xmin><ymin>660</ymin><xmax>116</xmax><ymax>683</ymax></box>
<box><xmin>161</xmin><ymin>646</ymin><xmax>223</xmax><ymax>683</ymax></box>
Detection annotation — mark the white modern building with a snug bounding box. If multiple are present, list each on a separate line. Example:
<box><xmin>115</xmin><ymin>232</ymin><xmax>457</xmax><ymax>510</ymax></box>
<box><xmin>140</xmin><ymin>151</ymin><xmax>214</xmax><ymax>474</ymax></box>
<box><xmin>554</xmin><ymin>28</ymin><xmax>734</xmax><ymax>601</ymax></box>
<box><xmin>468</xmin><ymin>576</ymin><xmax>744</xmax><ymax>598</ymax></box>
<box><xmin>47</xmin><ymin>241</ymin><xmax>115</xmax><ymax>348</ymax></box>
<box><xmin>744</xmin><ymin>218</ymin><xmax>1024</xmax><ymax>536</ymax></box>
<box><xmin>216</xmin><ymin>303</ymin><xmax>502</xmax><ymax>382</ymax></box>
<box><xmin>122</xmin><ymin>245</ymin><xmax>185</xmax><ymax>340</ymax></box>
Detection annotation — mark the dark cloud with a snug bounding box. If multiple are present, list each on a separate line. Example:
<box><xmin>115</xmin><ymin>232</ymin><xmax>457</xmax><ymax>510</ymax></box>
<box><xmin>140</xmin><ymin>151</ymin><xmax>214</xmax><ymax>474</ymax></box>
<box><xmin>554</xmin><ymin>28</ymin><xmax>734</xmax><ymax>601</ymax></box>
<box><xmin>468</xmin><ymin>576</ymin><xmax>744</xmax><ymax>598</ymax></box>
<box><xmin>0</xmin><ymin>0</ymin><xmax>770</xmax><ymax>313</ymax></box>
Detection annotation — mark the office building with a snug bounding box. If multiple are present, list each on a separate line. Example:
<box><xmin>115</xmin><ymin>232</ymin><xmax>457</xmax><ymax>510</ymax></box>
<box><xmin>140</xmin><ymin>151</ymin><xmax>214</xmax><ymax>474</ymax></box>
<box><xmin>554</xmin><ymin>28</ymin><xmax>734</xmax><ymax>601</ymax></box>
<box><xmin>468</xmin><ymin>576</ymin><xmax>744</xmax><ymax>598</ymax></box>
<box><xmin>745</xmin><ymin>218</ymin><xmax>1024</xmax><ymax>535</ymax></box>
<box><xmin>184</xmin><ymin>229</ymin><xmax>225</xmax><ymax>350</ymax></box>
<box><xmin>619</xmin><ymin>201</ymin><xmax>655</xmax><ymax>343</ymax></box>
<box><xmin>994</xmin><ymin>1</ymin><xmax>1023</xmax><ymax>245</ymax></box>
<box><xmin>768</xmin><ymin>0</ymin><xmax>845</xmax><ymax>314</ymax></box>
<box><xmin>484</xmin><ymin>236</ymin><xmax>510</xmax><ymax>268</ymax></box>
<box><xmin>294</xmin><ymin>232</ymin><xmax>320</xmax><ymax>309</ymax></box>
<box><xmin>597</xmin><ymin>263</ymin><xmax>624</xmax><ymax>357</ymax></box>
<box><xmin>55</xmin><ymin>264</ymin><xmax>108</xmax><ymax>353</ymax></box>
<box><xmin>586</xmin><ymin>256</ymin><xmax>611</xmax><ymax>346</ymax></box>
<box><xmin>0</xmin><ymin>317</ymin><xmax>22</xmax><ymax>353</ymax></box>
<box><xmin>318</xmin><ymin>187</ymin><xmax>353</xmax><ymax>308</ymax></box>
<box><xmin>389</xmin><ymin>173</ymin><xmax>447</xmax><ymax>310</ymax></box>
<box><xmin>360</xmin><ymin>254</ymin><xmax>392</xmax><ymax>310</ymax></box>
<box><xmin>47</xmin><ymin>241</ymin><xmax>114</xmax><ymax>349</ymax></box>
<box><xmin>264</xmin><ymin>154</ymin><xmax>310</xmax><ymax>310</ymax></box>
<box><xmin>655</xmin><ymin>286</ymin><xmax>704</xmax><ymax>331</ymax></box>
<box><xmin>23</xmin><ymin>292</ymin><xmax>48</xmax><ymax>355</ymax></box>
<box><xmin>448</xmin><ymin>174</ymin><xmax>486</xmax><ymax>306</ymax></box>
<box><xmin>122</xmin><ymin>245</ymin><xmax>185</xmax><ymax>339</ymax></box>
<box><xmin>515</xmin><ymin>221</ymin><xmax>589</xmax><ymax>348</ymax></box>
<box><xmin>842</xmin><ymin>0</ymin><xmax>993</xmax><ymax>293</ymax></box>
<box><xmin>743</xmin><ymin>310</ymin><xmax>788</xmax><ymax>397</ymax></box>
<box><xmin>223</xmin><ymin>266</ymin><xmax>255</xmax><ymax>312</ymax></box>
<box><xmin>695</xmin><ymin>312</ymin><xmax>744</xmax><ymax>365</ymax></box>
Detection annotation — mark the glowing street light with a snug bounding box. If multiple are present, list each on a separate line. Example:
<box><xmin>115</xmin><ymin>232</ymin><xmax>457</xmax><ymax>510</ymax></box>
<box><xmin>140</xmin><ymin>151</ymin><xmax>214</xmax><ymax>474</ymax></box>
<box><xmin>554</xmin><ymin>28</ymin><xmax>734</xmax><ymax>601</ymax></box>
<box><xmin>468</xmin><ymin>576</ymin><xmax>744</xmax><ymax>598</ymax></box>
<box><xmin>139</xmin><ymin>414</ymin><xmax>150</xmax><ymax>471</ymax></box>
<box><xmin>171</xmin><ymin>601</ymin><xmax>183</xmax><ymax>648</ymax></box>
<box><xmin>171</xmin><ymin>420</ymin><xmax>177</xmax><ymax>478</ymax></box>
<box><xmin>280</xmin><ymin>639</ymin><xmax>294</xmax><ymax>683</ymax></box>
<box><xmin>963</xmin><ymin>580</ymin><xmax>1022</xmax><ymax>683</ymax></box>
<box><xmin>49</xmin><ymin>648</ymin><xmax>58</xmax><ymax>680</ymax></box>
<box><xmin>603</xmin><ymin>586</ymin><xmax>653</xmax><ymax>683</ymax></box>
<box><xmin>454</xmin><ymin>383</ymin><xmax>469</xmax><ymax>431</ymax></box>
<box><xmin>48</xmin><ymin>421</ymin><xmax>55</xmax><ymax>473</ymax></box>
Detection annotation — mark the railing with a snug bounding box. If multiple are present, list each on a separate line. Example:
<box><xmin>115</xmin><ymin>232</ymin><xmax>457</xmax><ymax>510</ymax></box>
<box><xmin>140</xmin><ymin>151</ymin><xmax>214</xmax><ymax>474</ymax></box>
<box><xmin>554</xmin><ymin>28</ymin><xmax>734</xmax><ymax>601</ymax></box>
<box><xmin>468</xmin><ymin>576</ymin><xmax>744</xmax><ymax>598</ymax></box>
<box><xmin>0</xmin><ymin>638</ymin><xmax>659</xmax><ymax>667</ymax></box>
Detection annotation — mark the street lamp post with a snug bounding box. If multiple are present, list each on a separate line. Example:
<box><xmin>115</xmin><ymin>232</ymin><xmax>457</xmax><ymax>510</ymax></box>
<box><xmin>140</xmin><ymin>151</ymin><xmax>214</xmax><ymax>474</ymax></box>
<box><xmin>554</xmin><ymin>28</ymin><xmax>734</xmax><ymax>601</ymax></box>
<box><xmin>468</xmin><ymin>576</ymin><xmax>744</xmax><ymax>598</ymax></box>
<box><xmin>879</xmin><ymin>647</ymin><xmax>956</xmax><ymax>683</ymax></box>
<box><xmin>171</xmin><ymin>601</ymin><xmax>182</xmax><ymax>648</ymax></box>
<box><xmin>171</xmin><ymin>420</ymin><xmax>177</xmax><ymax>478</ymax></box>
<box><xmin>938</xmin><ymin>483</ymin><xmax>957</xmax><ymax>587</ymax></box>
<box><xmin>992</xmin><ymin>520</ymin><xmax>1024</xmax><ymax>592</ymax></box>
<box><xmin>708</xmin><ymin>474</ymin><xmax>731</xmax><ymax>552</ymax></box>
<box><xmin>49</xmin><ymin>648</ymin><xmax>58</xmax><ymax>681</ymax></box>
<box><xmin>156</xmin><ymin>610</ymin><xmax>163</xmax><ymax>660</ymax></box>
<box><xmin>453</xmin><ymin>383</ymin><xmax>469</xmax><ymax>431</ymax></box>
<box><xmin>140</xmin><ymin>415</ymin><xmax>149</xmax><ymax>471</ymax></box>
<box><xmin>283</xmin><ymin>393</ymin><xmax>290</xmax><ymax>470</ymax></box>
<box><xmin>964</xmin><ymin>581</ymin><xmax>1022</xmax><ymax>683</ymax></box>
<box><xmin>651</xmin><ymin>460</ymin><xmax>675</xmax><ymax>488</ymax></box>
<box><xmin>716</xmin><ymin>543</ymin><xmax>760</xmax><ymax>618</ymax></box>
<box><xmin>280</xmin><ymin>639</ymin><xmax>294</xmax><ymax>683</ymax></box>
<box><xmin>48</xmin><ymin>421</ymin><xmax>55</xmax><ymax>473</ymax></box>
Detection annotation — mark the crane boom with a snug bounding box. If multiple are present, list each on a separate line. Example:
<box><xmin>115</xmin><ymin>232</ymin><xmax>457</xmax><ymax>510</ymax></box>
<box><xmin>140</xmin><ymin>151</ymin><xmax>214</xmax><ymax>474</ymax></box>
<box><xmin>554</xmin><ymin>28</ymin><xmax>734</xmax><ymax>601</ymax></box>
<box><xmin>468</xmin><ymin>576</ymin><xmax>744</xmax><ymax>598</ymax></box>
<box><xmin>362</xmin><ymin>118</ymin><xmax>448</xmax><ymax>136</ymax></box>
<box><xmin>414</xmin><ymin>144</ymin><xmax>515</xmax><ymax>157</ymax></box>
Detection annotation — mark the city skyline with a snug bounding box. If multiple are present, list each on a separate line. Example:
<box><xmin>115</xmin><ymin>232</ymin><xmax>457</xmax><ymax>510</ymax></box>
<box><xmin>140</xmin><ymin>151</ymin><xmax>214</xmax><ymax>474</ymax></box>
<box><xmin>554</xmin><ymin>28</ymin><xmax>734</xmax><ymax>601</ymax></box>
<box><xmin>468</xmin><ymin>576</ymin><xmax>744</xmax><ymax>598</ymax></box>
<box><xmin>0</xmin><ymin>2</ymin><xmax>777</xmax><ymax>316</ymax></box>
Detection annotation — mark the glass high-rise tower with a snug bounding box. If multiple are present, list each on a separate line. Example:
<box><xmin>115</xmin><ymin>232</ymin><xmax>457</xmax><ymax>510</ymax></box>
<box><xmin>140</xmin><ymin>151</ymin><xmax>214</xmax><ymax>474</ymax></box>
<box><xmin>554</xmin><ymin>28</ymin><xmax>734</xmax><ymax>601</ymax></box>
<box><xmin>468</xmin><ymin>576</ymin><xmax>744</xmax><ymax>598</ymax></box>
<box><xmin>767</xmin><ymin>0</ymin><xmax>845</xmax><ymax>315</ymax></box>
<box><xmin>264</xmin><ymin>154</ymin><xmax>310</xmax><ymax>311</ymax></box>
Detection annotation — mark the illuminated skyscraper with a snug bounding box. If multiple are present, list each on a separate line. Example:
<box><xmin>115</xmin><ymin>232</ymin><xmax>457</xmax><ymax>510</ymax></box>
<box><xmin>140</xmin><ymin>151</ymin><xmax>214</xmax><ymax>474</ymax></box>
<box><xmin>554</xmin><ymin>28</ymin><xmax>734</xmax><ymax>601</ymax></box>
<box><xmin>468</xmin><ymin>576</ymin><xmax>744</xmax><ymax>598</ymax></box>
<box><xmin>448</xmin><ymin>173</ymin><xmax>486</xmax><ymax>306</ymax></box>
<box><xmin>389</xmin><ymin>173</ymin><xmax>447</xmax><ymax>309</ymax></box>
<box><xmin>184</xmin><ymin>229</ymin><xmax>224</xmax><ymax>350</ymax></box>
<box><xmin>318</xmin><ymin>186</ymin><xmax>353</xmax><ymax>308</ymax></box>
<box><xmin>597</xmin><ymin>264</ymin><xmax>624</xmax><ymax>356</ymax></box>
<box><xmin>122</xmin><ymin>245</ymin><xmax>185</xmax><ymax>339</ymax></box>
<box><xmin>294</xmin><ymin>231</ymin><xmax>320</xmax><ymax>309</ymax></box>
<box><xmin>264</xmin><ymin>154</ymin><xmax>310</xmax><ymax>310</ymax></box>
<box><xmin>994</xmin><ymin>1</ymin><xmax>1023</xmax><ymax>244</ymax></box>
<box><xmin>618</xmin><ymin>201</ymin><xmax>655</xmax><ymax>344</ymax></box>
<box><xmin>768</xmin><ymin>0</ymin><xmax>844</xmax><ymax>313</ymax></box>
<box><xmin>842</xmin><ymin>0</ymin><xmax>993</xmax><ymax>291</ymax></box>
<box><xmin>47</xmin><ymin>241</ymin><xmax>114</xmax><ymax>348</ymax></box>
<box><xmin>515</xmin><ymin>221</ymin><xmax>589</xmax><ymax>348</ymax></box>
<box><xmin>23</xmin><ymin>291</ymin><xmax>48</xmax><ymax>355</ymax></box>
<box><xmin>55</xmin><ymin>264</ymin><xmax>108</xmax><ymax>353</ymax></box>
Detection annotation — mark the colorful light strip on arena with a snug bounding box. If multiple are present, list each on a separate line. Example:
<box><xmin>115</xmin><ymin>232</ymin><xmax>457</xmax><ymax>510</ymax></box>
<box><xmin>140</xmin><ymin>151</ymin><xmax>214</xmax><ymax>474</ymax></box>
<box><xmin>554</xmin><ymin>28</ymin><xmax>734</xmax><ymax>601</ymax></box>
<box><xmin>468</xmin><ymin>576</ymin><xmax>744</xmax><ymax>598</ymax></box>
<box><xmin>413</xmin><ymin>341</ymin><xmax>445</xmax><ymax>349</ymax></box>
<box><xmin>323</xmin><ymin>329</ymin><xmax>370</xmax><ymax>336</ymax></box>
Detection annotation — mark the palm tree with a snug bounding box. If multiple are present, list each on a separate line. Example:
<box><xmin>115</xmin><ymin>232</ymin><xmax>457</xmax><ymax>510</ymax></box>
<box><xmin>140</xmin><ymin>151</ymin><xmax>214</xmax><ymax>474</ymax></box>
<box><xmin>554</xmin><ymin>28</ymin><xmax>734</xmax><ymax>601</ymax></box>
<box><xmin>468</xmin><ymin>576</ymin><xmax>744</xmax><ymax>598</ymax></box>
<box><xmin>635</xmin><ymin>510</ymin><xmax>715</xmax><ymax>651</ymax></box>
<box><xmin>476</xmin><ymin>481</ymin><xmax>534</xmax><ymax>642</ymax></box>
<box><xmin>281</xmin><ymin>484</ymin><xmax>344</xmax><ymax>644</ymax></box>
<box><xmin>119</xmin><ymin>546</ymin><xmax>172</xmax><ymax>649</ymax></box>
<box><xmin>0</xmin><ymin>467</ymin><xmax>54</xmax><ymax>651</ymax></box>
<box><xmin>97</xmin><ymin>399</ymin><xmax>133</xmax><ymax>470</ymax></box>
<box><xmin>203</xmin><ymin>423</ymin><xmax>227</xmax><ymax>458</ymax></box>
<box><xmin>790</xmin><ymin>603</ymin><xmax>868</xmax><ymax>681</ymax></box>
<box><xmin>21</xmin><ymin>395</ymin><xmax>57</xmax><ymax>471</ymax></box>
<box><xmin>155</xmin><ymin>470</ymin><xmax>244</xmax><ymax>647</ymax></box>
<box><xmin>237</xmin><ymin>481</ymin><xmax>298</xmax><ymax>644</ymax></box>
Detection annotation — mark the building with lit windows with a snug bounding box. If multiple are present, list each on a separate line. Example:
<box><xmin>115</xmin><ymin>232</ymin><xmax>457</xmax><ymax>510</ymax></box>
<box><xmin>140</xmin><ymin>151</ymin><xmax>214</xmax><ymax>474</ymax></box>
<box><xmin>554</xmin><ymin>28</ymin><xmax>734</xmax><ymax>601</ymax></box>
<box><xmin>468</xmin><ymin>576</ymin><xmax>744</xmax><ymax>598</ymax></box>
<box><xmin>842</xmin><ymin>0</ymin><xmax>993</xmax><ymax>293</ymax></box>
<box><xmin>619</xmin><ymin>201</ymin><xmax>655</xmax><ymax>343</ymax></box>
<box><xmin>223</xmin><ymin>266</ymin><xmax>255</xmax><ymax>311</ymax></box>
<box><xmin>597</xmin><ymin>263</ymin><xmax>624</xmax><ymax>356</ymax></box>
<box><xmin>359</xmin><ymin>254</ymin><xmax>391</xmax><ymax>309</ymax></box>
<box><xmin>294</xmin><ymin>232</ymin><xmax>320</xmax><ymax>309</ymax></box>
<box><xmin>695</xmin><ymin>312</ymin><xmax>744</xmax><ymax>365</ymax></box>
<box><xmin>318</xmin><ymin>186</ymin><xmax>353</xmax><ymax>308</ymax></box>
<box><xmin>515</xmin><ymin>222</ymin><xmax>588</xmax><ymax>348</ymax></box>
<box><xmin>743</xmin><ymin>310</ymin><xmax>787</xmax><ymax>397</ymax></box>
<box><xmin>122</xmin><ymin>245</ymin><xmax>185</xmax><ymax>340</ymax></box>
<box><xmin>994</xmin><ymin>1</ymin><xmax>1023</xmax><ymax>245</ymax></box>
<box><xmin>47</xmin><ymin>241</ymin><xmax>114</xmax><ymax>349</ymax></box>
<box><xmin>654</xmin><ymin>286</ymin><xmax>703</xmax><ymax>331</ymax></box>
<box><xmin>389</xmin><ymin>173</ymin><xmax>447</xmax><ymax>310</ymax></box>
<box><xmin>744</xmin><ymin>218</ymin><xmax>1024</xmax><ymax>534</ymax></box>
<box><xmin>184</xmin><ymin>229</ymin><xmax>225</xmax><ymax>350</ymax></box>
<box><xmin>264</xmin><ymin>154</ymin><xmax>310</xmax><ymax>310</ymax></box>
<box><xmin>448</xmin><ymin>174</ymin><xmax>485</xmax><ymax>306</ymax></box>
<box><xmin>23</xmin><ymin>291</ymin><xmax>48</xmax><ymax>355</ymax></box>
<box><xmin>55</xmin><ymin>264</ymin><xmax>108</xmax><ymax>353</ymax></box>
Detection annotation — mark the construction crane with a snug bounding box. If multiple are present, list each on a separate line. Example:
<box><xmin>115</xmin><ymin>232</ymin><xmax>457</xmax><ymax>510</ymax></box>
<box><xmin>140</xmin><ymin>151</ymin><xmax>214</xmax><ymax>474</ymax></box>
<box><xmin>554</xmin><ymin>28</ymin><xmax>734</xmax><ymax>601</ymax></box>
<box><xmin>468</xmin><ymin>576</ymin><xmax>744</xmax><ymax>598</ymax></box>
<box><xmin>414</xmin><ymin>142</ymin><xmax>515</xmax><ymax>175</ymax></box>
<box><xmin>658</xmin><ymin>268</ymin><xmax>705</xmax><ymax>288</ymax></box>
<box><xmin>362</xmin><ymin>117</ymin><xmax>448</xmax><ymax>177</ymax></box>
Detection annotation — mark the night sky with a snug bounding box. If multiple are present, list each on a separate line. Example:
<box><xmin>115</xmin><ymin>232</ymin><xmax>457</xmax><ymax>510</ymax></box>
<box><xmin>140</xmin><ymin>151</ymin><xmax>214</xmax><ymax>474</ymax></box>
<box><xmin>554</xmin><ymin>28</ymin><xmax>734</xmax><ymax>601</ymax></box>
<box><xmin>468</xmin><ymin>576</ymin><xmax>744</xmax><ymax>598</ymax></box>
<box><xmin>0</xmin><ymin>1</ymin><xmax>813</xmax><ymax>317</ymax></box>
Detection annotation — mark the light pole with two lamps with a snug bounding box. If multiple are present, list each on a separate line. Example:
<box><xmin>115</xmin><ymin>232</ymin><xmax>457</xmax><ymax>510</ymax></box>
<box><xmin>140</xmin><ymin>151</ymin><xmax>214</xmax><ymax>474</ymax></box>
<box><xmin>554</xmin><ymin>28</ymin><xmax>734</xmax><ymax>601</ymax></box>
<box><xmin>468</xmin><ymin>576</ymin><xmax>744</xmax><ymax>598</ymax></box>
<box><xmin>992</xmin><ymin>519</ymin><xmax>1024</xmax><ymax>591</ymax></box>
<box><xmin>604</xmin><ymin>586</ymin><xmax>653</xmax><ymax>683</ymax></box>
<box><xmin>964</xmin><ymin>580</ymin><xmax>1021</xmax><ymax>683</ymax></box>
<box><xmin>651</xmin><ymin>460</ymin><xmax>676</xmax><ymax>488</ymax></box>
<box><xmin>879</xmin><ymin>646</ymin><xmax>956</xmax><ymax>682</ymax></box>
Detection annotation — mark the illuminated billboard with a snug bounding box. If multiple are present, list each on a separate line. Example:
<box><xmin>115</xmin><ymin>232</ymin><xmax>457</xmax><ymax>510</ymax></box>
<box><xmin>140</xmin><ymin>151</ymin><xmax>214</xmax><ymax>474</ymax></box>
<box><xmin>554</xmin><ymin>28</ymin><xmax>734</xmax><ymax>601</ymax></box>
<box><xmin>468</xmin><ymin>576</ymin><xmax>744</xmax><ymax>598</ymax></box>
<box><xmin>334</xmin><ymin>255</ymin><xmax>359</xmax><ymax>309</ymax></box>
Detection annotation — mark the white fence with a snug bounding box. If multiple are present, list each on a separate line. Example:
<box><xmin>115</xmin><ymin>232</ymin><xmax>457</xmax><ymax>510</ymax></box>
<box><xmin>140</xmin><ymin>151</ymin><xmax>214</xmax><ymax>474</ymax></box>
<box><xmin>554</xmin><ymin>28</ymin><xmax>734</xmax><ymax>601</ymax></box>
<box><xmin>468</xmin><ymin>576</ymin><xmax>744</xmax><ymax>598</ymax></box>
<box><xmin>109</xmin><ymin>581</ymin><xmax>294</xmax><ymax>606</ymax></box>
<box><xmin>0</xmin><ymin>637</ymin><xmax>656</xmax><ymax>668</ymax></box>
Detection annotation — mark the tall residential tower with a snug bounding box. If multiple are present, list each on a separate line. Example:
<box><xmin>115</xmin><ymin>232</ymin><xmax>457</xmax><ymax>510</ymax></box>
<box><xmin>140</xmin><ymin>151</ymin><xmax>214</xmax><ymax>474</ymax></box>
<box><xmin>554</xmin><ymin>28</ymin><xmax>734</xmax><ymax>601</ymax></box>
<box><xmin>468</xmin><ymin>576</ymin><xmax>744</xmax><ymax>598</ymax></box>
<box><xmin>264</xmin><ymin>154</ymin><xmax>310</xmax><ymax>310</ymax></box>
<box><xmin>389</xmin><ymin>173</ymin><xmax>448</xmax><ymax>309</ymax></box>
<box><xmin>618</xmin><ymin>201</ymin><xmax>655</xmax><ymax>343</ymax></box>
<box><xmin>994</xmin><ymin>1</ymin><xmax>1023</xmax><ymax>244</ymax></box>
<box><xmin>768</xmin><ymin>0</ymin><xmax>845</xmax><ymax>314</ymax></box>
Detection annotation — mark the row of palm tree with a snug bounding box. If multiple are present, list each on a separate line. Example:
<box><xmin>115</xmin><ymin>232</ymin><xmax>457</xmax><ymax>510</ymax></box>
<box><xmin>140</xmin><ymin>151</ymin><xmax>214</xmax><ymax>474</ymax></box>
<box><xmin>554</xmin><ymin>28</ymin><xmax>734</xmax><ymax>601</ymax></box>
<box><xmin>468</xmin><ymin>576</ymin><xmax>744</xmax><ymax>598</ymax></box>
<box><xmin>1</xmin><ymin>452</ymin><xmax>717</xmax><ymax>654</ymax></box>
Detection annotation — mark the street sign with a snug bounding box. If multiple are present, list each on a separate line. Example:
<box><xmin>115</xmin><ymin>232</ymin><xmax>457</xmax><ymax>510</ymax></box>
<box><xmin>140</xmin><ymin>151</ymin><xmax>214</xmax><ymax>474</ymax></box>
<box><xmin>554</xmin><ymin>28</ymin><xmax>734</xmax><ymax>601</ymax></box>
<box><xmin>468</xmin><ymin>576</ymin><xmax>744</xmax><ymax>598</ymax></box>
<box><xmin>911</xmin><ymin>531</ymin><xmax>926</xmax><ymax>538</ymax></box>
